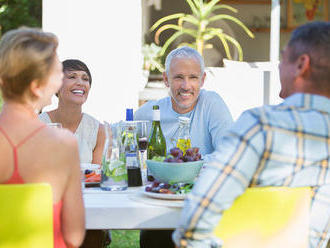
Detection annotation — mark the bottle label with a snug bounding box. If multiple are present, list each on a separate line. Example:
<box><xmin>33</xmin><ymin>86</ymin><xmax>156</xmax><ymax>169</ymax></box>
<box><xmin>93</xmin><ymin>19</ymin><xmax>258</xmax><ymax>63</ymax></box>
<box><xmin>126</xmin><ymin>153</ymin><xmax>139</xmax><ymax>167</ymax></box>
<box><xmin>176</xmin><ymin>138</ymin><xmax>191</xmax><ymax>155</ymax></box>
<box><xmin>153</xmin><ymin>109</ymin><xmax>160</xmax><ymax>121</ymax></box>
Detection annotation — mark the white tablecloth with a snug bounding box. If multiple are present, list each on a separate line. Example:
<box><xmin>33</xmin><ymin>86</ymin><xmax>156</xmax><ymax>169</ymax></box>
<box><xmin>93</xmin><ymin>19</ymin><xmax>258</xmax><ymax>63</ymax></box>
<box><xmin>83</xmin><ymin>187</ymin><xmax>183</xmax><ymax>230</ymax></box>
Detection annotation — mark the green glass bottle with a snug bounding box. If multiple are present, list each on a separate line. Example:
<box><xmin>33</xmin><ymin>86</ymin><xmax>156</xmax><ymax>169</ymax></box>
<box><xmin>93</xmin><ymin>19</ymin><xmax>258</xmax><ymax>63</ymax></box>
<box><xmin>147</xmin><ymin>105</ymin><xmax>167</xmax><ymax>181</ymax></box>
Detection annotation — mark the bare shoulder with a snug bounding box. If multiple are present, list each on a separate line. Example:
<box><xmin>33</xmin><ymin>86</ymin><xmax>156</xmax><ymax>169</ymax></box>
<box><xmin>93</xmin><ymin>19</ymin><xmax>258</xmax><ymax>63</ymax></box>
<box><xmin>41</xmin><ymin>127</ymin><xmax>78</xmax><ymax>150</ymax></box>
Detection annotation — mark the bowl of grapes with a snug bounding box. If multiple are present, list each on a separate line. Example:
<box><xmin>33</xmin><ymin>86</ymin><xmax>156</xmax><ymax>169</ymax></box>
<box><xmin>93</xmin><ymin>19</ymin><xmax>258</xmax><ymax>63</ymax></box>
<box><xmin>146</xmin><ymin>147</ymin><xmax>204</xmax><ymax>184</ymax></box>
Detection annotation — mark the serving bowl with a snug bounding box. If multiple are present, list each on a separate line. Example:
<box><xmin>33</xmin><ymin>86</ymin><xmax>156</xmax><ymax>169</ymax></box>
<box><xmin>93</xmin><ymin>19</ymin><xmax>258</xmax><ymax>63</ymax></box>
<box><xmin>146</xmin><ymin>160</ymin><xmax>204</xmax><ymax>184</ymax></box>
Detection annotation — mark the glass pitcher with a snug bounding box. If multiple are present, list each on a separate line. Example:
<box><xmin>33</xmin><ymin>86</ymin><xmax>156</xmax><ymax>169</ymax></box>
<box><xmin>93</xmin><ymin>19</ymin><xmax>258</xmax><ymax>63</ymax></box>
<box><xmin>100</xmin><ymin>122</ymin><xmax>128</xmax><ymax>191</ymax></box>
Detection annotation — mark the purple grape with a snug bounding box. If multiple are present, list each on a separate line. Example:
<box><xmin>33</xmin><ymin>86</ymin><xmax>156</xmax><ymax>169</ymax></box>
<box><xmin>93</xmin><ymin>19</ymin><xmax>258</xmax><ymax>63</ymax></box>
<box><xmin>177</xmin><ymin>150</ymin><xmax>183</xmax><ymax>159</ymax></box>
<box><xmin>152</xmin><ymin>181</ymin><xmax>160</xmax><ymax>187</ymax></box>
<box><xmin>170</xmin><ymin>147</ymin><xmax>181</xmax><ymax>157</ymax></box>
<box><xmin>159</xmin><ymin>183</ymin><xmax>170</xmax><ymax>189</ymax></box>
<box><xmin>192</xmin><ymin>147</ymin><xmax>199</xmax><ymax>154</ymax></box>
<box><xmin>184</xmin><ymin>155</ymin><xmax>194</xmax><ymax>162</ymax></box>
<box><xmin>151</xmin><ymin>186</ymin><xmax>161</xmax><ymax>193</ymax></box>
<box><xmin>185</xmin><ymin>148</ymin><xmax>194</xmax><ymax>157</ymax></box>
<box><xmin>145</xmin><ymin>186</ymin><xmax>152</xmax><ymax>192</ymax></box>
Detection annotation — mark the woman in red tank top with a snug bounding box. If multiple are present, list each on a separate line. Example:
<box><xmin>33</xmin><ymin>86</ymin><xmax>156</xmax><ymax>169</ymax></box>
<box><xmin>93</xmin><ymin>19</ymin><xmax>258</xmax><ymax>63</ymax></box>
<box><xmin>0</xmin><ymin>27</ymin><xmax>85</xmax><ymax>248</ymax></box>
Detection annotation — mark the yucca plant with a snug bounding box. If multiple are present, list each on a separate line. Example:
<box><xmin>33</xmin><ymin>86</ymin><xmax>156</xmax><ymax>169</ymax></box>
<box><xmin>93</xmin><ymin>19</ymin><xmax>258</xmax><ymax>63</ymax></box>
<box><xmin>150</xmin><ymin>0</ymin><xmax>255</xmax><ymax>61</ymax></box>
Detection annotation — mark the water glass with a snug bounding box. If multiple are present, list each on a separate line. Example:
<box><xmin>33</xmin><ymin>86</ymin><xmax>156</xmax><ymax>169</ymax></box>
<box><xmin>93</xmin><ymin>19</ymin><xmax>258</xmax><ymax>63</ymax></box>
<box><xmin>47</xmin><ymin>123</ymin><xmax>62</xmax><ymax>128</ymax></box>
<box><xmin>80</xmin><ymin>169</ymin><xmax>85</xmax><ymax>190</ymax></box>
<box><xmin>100</xmin><ymin>122</ymin><xmax>128</xmax><ymax>191</ymax></box>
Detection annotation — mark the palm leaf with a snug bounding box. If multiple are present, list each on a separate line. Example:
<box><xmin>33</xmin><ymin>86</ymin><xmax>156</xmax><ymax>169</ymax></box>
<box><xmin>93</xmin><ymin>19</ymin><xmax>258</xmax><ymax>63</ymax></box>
<box><xmin>150</xmin><ymin>13</ymin><xmax>185</xmax><ymax>31</ymax></box>
<box><xmin>192</xmin><ymin>0</ymin><xmax>202</xmax><ymax>9</ymax></box>
<box><xmin>222</xmin><ymin>33</ymin><xmax>243</xmax><ymax>61</ymax></box>
<box><xmin>216</xmin><ymin>33</ymin><xmax>232</xmax><ymax>60</ymax></box>
<box><xmin>211</xmin><ymin>4</ymin><xmax>238</xmax><ymax>13</ymax></box>
<box><xmin>155</xmin><ymin>24</ymin><xmax>197</xmax><ymax>44</ymax></box>
<box><xmin>178</xmin><ymin>14</ymin><xmax>199</xmax><ymax>26</ymax></box>
<box><xmin>203</xmin><ymin>27</ymin><xmax>223</xmax><ymax>41</ymax></box>
<box><xmin>186</xmin><ymin>0</ymin><xmax>200</xmax><ymax>17</ymax></box>
<box><xmin>203</xmin><ymin>0</ymin><xmax>221</xmax><ymax>18</ymax></box>
<box><xmin>159</xmin><ymin>31</ymin><xmax>185</xmax><ymax>56</ymax></box>
<box><xmin>208</xmin><ymin>14</ymin><xmax>254</xmax><ymax>38</ymax></box>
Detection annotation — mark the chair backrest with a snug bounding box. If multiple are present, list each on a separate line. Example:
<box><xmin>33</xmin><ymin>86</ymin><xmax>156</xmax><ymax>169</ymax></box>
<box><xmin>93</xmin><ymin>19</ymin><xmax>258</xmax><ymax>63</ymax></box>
<box><xmin>214</xmin><ymin>187</ymin><xmax>311</xmax><ymax>248</ymax></box>
<box><xmin>0</xmin><ymin>183</ymin><xmax>53</xmax><ymax>248</ymax></box>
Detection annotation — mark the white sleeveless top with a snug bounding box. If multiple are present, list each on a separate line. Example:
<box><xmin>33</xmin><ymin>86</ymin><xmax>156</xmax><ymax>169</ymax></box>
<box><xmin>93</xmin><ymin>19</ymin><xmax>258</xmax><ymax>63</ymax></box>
<box><xmin>39</xmin><ymin>112</ymin><xmax>100</xmax><ymax>164</ymax></box>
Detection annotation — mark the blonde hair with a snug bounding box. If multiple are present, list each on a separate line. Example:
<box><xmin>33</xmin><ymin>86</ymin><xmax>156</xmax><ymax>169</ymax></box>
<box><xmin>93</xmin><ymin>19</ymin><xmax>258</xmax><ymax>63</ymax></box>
<box><xmin>0</xmin><ymin>27</ymin><xmax>58</xmax><ymax>101</ymax></box>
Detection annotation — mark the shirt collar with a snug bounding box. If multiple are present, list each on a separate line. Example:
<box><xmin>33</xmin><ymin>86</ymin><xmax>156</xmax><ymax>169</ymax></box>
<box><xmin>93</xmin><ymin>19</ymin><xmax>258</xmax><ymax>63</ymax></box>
<box><xmin>283</xmin><ymin>93</ymin><xmax>330</xmax><ymax>114</ymax></box>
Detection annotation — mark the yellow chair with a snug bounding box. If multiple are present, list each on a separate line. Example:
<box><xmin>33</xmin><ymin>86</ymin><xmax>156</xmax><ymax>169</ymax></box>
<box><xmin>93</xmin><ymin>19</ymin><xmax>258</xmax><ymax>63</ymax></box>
<box><xmin>0</xmin><ymin>183</ymin><xmax>53</xmax><ymax>248</ymax></box>
<box><xmin>214</xmin><ymin>187</ymin><xmax>311</xmax><ymax>248</ymax></box>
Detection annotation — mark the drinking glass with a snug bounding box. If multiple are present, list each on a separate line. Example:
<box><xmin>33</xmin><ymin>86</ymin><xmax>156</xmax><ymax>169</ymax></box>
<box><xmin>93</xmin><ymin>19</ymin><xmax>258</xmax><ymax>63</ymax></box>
<box><xmin>100</xmin><ymin>122</ymin><xmax>128</xmax><ymax>191</ymax></box>
<box><xmin>47</xmin><ymin>123</ymin><xmax>62</xmax><ymax>128</ymax></box>
<box><xmin>136</xmin><ymin>121</ymin><xmax>150</xmax><ymax>184</ymax></box>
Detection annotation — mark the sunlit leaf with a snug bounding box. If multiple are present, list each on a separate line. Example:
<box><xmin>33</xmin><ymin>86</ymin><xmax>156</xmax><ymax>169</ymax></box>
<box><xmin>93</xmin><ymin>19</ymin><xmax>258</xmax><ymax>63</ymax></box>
<box><xmin>150</xmin><ymin>13</ymin><xmax>185</xmax><ymax>31</ymax></box>
<box><xmin>160</xmin><ymin>31</ymin><xmax>185</xmax><ymax>56</ymax></box>
<box><xmin>208</xmin><ymin>14</ymin><xmax>254</xmax><ymax>38</ymax></box>
<box><xmin>216</xmin><ymin>33</ymin><xmax>232</xmax><ymax>60</ymax></box>
<box><xmin>178</xmin><ymin>15</ymin><xmax>199</xmax><ymax>26</ymax></box>
<box><xmin>211</xmin><ymin>4</ymin><xmax>238</xmax><ymax>13</ymax></box>
<box><xmin>155</xmin><ymin>25</ymin><xmax>196</xmax><ymax>44</ymax></box>
<box><xmin>186</xmin><ymin>0</ymin><xmax>200</xmax><ymax>17</ymax></box>
<box><xmin>222</xmin><ymin>33</ymin><xmax>243</xmax><ymax>61</ymax></box>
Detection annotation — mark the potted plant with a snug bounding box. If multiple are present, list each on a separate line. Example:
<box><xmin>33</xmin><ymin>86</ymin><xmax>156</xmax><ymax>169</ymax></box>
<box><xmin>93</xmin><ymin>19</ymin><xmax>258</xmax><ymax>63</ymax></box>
<box><xmin>142</xmin><ymin>42</ymin><xmax>165</xmax><ymax>87</ymax></box>
<box><xmin>150</xmin><ymin>0</ymin><xmax>254</xmax><ymax>61</ymax></box>
<box><xmin>142</xmin><ymin>42</ymin><xmax>165</xmax><ymax>74</ymax></box>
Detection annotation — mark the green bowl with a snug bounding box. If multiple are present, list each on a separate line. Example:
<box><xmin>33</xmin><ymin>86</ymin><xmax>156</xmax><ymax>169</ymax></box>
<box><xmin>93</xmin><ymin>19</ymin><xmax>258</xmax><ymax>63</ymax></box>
<box><xmin>146</xmin><ymin>160</ymin><xmax>204</xmax><ymax>184</ymax></box>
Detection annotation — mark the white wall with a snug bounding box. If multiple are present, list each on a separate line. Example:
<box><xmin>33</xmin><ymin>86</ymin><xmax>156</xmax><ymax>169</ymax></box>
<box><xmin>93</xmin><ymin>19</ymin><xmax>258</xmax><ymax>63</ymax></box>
<box><xmin>42</xmin><ymin>0</ymin><xmax>143</xmax><ymax>122</ymax></box>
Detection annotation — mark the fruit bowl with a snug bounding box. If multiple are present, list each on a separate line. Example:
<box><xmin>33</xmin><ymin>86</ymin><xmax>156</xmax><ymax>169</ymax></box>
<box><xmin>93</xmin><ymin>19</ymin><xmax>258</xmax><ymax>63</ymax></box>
<box><xmin>146</xmin><ymin>160</ymin><xmax>204</xmax><ymax>184</ymax></box>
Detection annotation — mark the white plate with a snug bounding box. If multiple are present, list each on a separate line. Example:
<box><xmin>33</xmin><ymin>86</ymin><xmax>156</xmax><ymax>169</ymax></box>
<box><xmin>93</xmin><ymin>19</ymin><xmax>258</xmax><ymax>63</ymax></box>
<box><xmin>142</xmin><ymin>189</ymin><xmax>186</xmax><ymax>200</ymax></box>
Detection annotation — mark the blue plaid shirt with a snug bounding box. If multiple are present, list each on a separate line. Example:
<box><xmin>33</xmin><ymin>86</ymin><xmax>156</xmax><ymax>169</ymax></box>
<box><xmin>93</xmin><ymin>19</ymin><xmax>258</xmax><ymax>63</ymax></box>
<box><xmin>173</xmin><ymin>93</ymin><xmax>330</xmax><ymax>248</ymax></box>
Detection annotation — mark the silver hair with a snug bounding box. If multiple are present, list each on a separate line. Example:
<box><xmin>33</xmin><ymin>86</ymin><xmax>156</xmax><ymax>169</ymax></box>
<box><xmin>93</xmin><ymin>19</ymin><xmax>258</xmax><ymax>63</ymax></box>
<box><xmin>165</xmin><ymin>46</ymin><xmax>205</xmax><ymax>76</ymax></box>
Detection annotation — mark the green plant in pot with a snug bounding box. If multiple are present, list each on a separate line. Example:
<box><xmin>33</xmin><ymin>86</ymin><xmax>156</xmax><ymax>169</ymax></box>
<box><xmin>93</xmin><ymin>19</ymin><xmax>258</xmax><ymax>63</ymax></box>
<box><xmin>142</xmin><ymin>43</ymin><xmax>165</xmax><ymax>74</ymax></box>
<box><xmin>150</xmin><ymin>0</ymin><xmax>254</xmax><ymax>61</ymax></box>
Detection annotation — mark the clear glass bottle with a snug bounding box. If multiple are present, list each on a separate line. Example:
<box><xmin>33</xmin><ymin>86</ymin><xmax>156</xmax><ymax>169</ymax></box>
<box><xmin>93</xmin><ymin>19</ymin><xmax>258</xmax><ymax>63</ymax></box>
<box><xmin>101</xmin><ymin>123</ymin><xmax>128</xmax><ymax>191</ymax></box>
<box><xmin>176</xmin><ymin>117</ymin><xmax>191</xmax><ymax>155</ymax></box>
<box><xmin>147</xmin><ymin>105</ymin><xmax>167</xmax><ymax>181</ymax></box>
<box><xmin>124</xmin><ymin>122</ymin><xmax>142</xmax><ymax>187</ymax></box>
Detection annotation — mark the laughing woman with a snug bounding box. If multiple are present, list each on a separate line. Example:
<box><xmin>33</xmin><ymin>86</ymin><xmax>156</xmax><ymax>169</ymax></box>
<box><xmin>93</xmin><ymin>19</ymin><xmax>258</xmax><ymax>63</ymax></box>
<box><xmin>39</xmin><ymin>59</ymin><xmax>108</xmax><ymax>247</ymax></box>
<box><xmin>39</xmin><ymin>59</ymin><xmax>105</xmax><ymax>165</ymax></box>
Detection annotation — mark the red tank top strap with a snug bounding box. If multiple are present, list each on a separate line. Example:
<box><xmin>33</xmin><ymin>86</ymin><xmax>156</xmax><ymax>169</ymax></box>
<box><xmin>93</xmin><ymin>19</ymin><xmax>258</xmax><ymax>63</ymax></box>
<box><xmin>0</xmin><ymin>126</ymin><xmax>15</xmax><ymax>147</ymax></box>
<box><xmin>0</xmin><ymin>124</ymin><xmax>46</xmax><ymax>184</ymax></box>
<box><xmin>16</xmin><ymin>124</ymin><xmax>46</xmax><ymax>148</ymax></box>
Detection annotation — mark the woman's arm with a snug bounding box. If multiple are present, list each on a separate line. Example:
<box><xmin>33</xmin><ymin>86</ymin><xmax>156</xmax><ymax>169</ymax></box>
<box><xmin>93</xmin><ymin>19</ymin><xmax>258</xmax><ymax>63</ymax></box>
<box><xmin>92</xmin><ymin>123</ymin><xmax>106</xmax><ymax>165</ymax></box>
<box><xmin>61</xmin><ymin>135</ymin><xmax>85</xmax><ymax>247</ymax></box>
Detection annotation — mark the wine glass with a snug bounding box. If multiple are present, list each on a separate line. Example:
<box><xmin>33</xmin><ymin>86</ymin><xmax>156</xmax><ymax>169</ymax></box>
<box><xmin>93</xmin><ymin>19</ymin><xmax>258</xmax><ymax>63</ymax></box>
<box><xmin>136</xmin><ymin>121</ymin><xmax>150</xmax><ymax>183</ymax></box>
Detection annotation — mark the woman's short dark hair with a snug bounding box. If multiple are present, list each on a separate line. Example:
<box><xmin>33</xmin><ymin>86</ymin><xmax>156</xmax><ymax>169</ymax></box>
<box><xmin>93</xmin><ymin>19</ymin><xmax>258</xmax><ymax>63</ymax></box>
<box><xmin>62</xmin><ymin>59</ymin><xmax>92</xmax><ymax>85</ymax></box>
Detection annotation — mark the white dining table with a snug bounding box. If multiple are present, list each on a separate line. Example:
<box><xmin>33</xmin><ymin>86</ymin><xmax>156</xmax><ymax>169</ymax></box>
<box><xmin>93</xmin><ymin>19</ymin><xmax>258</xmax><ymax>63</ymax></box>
<box><xmin>83</xmin><ymin>186</ymin><xmax>183</xmax><ymax>230</ymax></box>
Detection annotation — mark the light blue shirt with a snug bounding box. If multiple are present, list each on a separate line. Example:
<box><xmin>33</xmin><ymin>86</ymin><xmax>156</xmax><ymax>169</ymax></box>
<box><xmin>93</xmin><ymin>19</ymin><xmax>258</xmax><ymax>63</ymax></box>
<box><xmin>134</xmin><ymin>89</ymin><xmax>233</xmax><ymax>160</ymax></box>
<box><xmin>173</xmin><ymin>93</ymin><xmax>330</xmax><ymax>248</ymax></box>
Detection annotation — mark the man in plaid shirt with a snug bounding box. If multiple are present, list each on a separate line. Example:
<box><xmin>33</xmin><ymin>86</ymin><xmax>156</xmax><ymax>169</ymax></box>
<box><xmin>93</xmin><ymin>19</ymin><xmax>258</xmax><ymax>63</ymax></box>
<box><xmin>173</xmin><ymin>21</ymin><xmax>330</xmax><ymax>248</ymax></box>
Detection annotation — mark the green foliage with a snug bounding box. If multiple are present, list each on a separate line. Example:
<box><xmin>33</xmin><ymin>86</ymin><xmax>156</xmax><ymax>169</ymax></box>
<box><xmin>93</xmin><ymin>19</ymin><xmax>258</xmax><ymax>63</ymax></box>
<box><xmin>150</xmin><ymin>0</ymin><xmax>254</xmax><ymax>61</ymax></box>
<box><xmin>0</xmin><ymin>0</ymin><xmax>41</xmax><ymax>34</ymax></box>
<box><xmin>142</xmin><ymin>43</ymin><xmax>165</xmax><ymax>73</ymax></box>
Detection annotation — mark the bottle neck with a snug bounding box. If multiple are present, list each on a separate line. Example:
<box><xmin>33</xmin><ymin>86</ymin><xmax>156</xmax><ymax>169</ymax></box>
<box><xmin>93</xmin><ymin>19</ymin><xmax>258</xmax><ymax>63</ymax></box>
<box><xmin>178</xmin><ymin>123</ymin><xmax>190</xmax><ymax>139</ymax></box>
